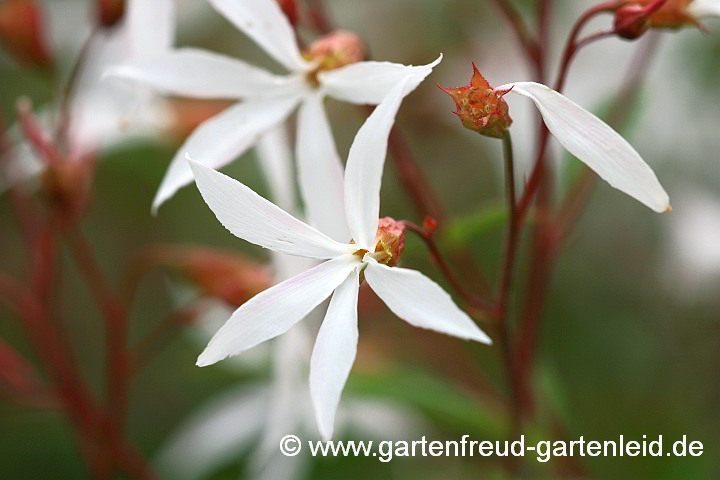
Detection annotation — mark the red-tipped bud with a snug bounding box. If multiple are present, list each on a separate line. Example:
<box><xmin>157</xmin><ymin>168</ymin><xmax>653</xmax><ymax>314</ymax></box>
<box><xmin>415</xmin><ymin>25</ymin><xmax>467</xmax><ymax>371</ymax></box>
<box><xmin>423</xmin><ymin>216</ymin><xmax>438</xmax><ymax>233</ymax></box>
<box><xmin>97</xmin><ymin>0</ymin><xmax>125</xmax><ymax>27</ymax></box>
<box><xmin>614</xmin><ymin>4</ymin><xmax>652</xmax><ymax>39</ymax></box>
<box><xmin>305</xmin><ymin>30</ymin><xmax>366</xmax><ymax>74</ymax></box>
<box><xmin>616</xmin><ymin>0</ymin><xmax>703</xmax><ymax>32</ymax></box>
<box><xmin>0</xmin><ymin>0</ymin><xmax>52</xmax><ymax>67</ymax></box>
<box><xmin>277</xmin><ymin>0</ymin><xmax>298</xmax><ymax>26</ymax></box>
<box><xmin>438</xmin><ymin>63</ymin><xmax>513</xmax><ymax>139</ymax></box>
<box><xmin>152</xmin><ymin>246</ymin><xmax>273</xmax><ymax>308</ymax></box>
<box><xmin>374</xmin><ymin>217</ymin><xmax>406</xmax><ymax>267</ymax></box>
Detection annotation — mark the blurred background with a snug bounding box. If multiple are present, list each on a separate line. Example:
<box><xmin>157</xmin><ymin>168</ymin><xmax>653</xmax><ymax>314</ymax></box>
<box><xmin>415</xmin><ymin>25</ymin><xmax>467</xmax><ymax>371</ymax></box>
<box><xmin>1</xmin><ymin>0</ymin><xmax>719</xmax><ymax>478</ymax></box>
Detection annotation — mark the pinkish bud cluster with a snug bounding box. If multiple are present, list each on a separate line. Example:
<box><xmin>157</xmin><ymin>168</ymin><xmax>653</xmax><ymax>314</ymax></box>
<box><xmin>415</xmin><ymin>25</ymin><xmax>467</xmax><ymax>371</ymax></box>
<box><xmin>438</xmin><ymin>63</ymin><xmax>513</xmax><ymax>139</ymax></box>
<box><xmin>305</xmin><ymin>30</ymin><xmax>366</xmax><ymax>80</ymax></box>
<box><xmin>373</xmin><ymin>217</ymin><xmax>406</xmax><ymax>267</ymax></box>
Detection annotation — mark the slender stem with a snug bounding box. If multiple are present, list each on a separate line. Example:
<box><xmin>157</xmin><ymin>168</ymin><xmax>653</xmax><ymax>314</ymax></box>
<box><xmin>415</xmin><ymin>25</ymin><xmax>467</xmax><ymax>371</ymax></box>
<box><xmin>401</xmin><ymin>221</ymin><xmax>495</xmax><ymax>313</ymax></box>
<box><xmin>65</xmin><ymin>229</ymin><xmax>130</xmax><ymax>440</ymax></box>
<box><xmin>491</xmin><ymin>0</ymin><xmax>543</xmax><ymax>75</ymax></box>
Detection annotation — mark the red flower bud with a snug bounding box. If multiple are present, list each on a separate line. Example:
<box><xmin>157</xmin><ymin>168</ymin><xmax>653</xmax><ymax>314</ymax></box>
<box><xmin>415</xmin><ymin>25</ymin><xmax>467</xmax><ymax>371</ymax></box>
<box><xmin>616</xmin><ymin>0</ymin><xmax>703</xmax><ymax>32</ymax></box>
<box><xmin>374</xmin><ymin>217</ymin><xmax>406</xmax><ymax>267</ymax></box>
<box><xmin>0</xmin><ymin>0</ymin><xmax>52</xmax><ymax>67</ymax></box>
<box><xmin>423</xmin><ymin>216</ymin><xmax>438</xmax><ymax>233</ymax></box>
<box><xmin>614</xmin><ymin>4</ymin><xmax>652</xmax><ymax>39</ymax></box>
<box><xmin>149</xmin><ymin>246</ymin><xmax>273</xmax><ymax>308</ymax></box>
<box><xmin>438</xmin><ymin>63</ymin><xmax>513</xmax><ymax>139</ymax></box>
<box><xmin>97</xmin><ymin>0</ymin><xmax>125</xmax><ymax>28</ymax></box>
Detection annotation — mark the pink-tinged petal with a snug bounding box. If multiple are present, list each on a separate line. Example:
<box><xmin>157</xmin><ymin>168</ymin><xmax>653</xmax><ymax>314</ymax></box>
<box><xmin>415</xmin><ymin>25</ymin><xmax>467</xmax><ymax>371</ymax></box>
<box><xmin>189</xmin><ymin>160</ymin><xmax>354</xmax><ymax>259</ymax></box>
<box><xmin>196</xmin><ymin>255</ymin><xmax>361</xmax><ymax>366</ymax></box>
<box><xmin>152</xmin><ymin>94</ymin><xmax>302</xmax><ymax>212</ymax></box>
<box><xmin>319</xmin><ymin>55</ymin><xmax>442</xmax><ymax>105</ymax></box>
<box><xmin>296</xmin><ymin>95</ymin><xmax>350</xmax><ymax>242</ymax></box>
<box><xmin>106</xmin><ymin>48</ymin><xmax>293</xmax><ymax>100</ymax></box>
<box><xmin>256</xmin><ymin>126</ymin><xmax>296</xmax><ymax>213</ymax></box>
<box><xmin>344</xmin><ymin>79</ymin><xmax>410</xmax><ymax>250</ymax></box>
<box><xmin>499</xmin><ymin>81</ymin><xmax>670</xmax><ymax>212</ymax></box>
<box><xmin>310</xmin><ymin>268</ymin><xmax>360</xmax><ymax>440</ymax></box>
<box><xmin>364</xmin><ymin>259</ymin><xmax>492</xmax><ymax>343</ymax></box>
<box><xmin>208</xmin><ymin>0</ymin><xmax>311</xmax><ymax>72</ymax></box>
<box><xmin>126</xmin><ymin>0</ymin><xmax>174</xmax><ymax>58</ymax></box>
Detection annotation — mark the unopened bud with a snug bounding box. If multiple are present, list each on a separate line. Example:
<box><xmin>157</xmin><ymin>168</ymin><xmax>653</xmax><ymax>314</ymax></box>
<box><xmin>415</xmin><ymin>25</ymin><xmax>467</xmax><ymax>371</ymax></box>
<box><xmin>614</xmin><ymin>4</ymin><xmax>652</xmax><ymax>39</ymax></box>
<box><xmin>0</xmin><ymin>0</ymin><xmax>52</xmax><ymax>67</ymax></box>
<box><xmin>373</xmin><ymin>217</ymin><xmax>406</xmax><ymax>267</ymax></box>
<box><xmin>617</xmin><ymin>0</ymin><xmax>702</xmax><ymax>31</ymax></box>
<box><xmin>305</xmin><ymin>30</ymin><xmax>366</xmax><ymax>75</ymax></box>
<box><xmin>423</xmin><ymin>216</ymin><xmax>438</xmax><ymax>233</ymax></box>
<box><xmin>97</xmin><ymin>0</ymin><xmax>125</xmax><ymax>27</ymax></box>
<box><xmin>438</xmin><ymin>63</ymin><xmax>513</xmax><ymax>139</ymax></box>
<box><xmin>153</xmin><ymin>247</ymin><xmax>273</xmax><ymax>308</ymax></box>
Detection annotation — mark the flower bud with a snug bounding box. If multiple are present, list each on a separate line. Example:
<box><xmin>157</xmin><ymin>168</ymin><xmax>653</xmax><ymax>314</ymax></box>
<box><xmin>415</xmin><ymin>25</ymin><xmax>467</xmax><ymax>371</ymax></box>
<box><xmin>438</xmin><ymin>63</ymin><xmax>513</xmax><ymax>139</ymax></box>
<box><xmin>151</xmin><ymin>246</ymin><xmax>273</xmax><ymax>308</ymax></box>
<box><xmin>373</xmin><ymin>217</ymin><xmax>406</xmax><ymax>267</ymax></box>
<box><xmin>614</xmin><ymin>4</ymin><xmax>652</xmax><ymax>39</ymax></box>
<box><xmin>305</xmin><ymin>30</ymin><xmax>366</xmax><ymax>74</ymax></box>
<box><xmin>0</xmin><ymin>0</ymin><xmax>52</xmax><ymax>67</ymax></box>
<box><xmin>616</xmin><ymin>0</ymin><xmax>702</xmax><ymax>31</ymax></box>
<box><xmin>97</xmin><ymin>0</ymin><xmax>125</xmax><ymax>27</ymax></box>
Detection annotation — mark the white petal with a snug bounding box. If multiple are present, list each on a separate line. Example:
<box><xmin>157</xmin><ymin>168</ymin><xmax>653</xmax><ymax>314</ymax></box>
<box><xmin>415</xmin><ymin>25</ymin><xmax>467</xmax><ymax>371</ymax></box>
<box><xmin>155</xmin><ymin>386</ymin><xmax>267</xmax><ymax>480</ymax></box>
<box><xmin>208</xmin><ymin>0</ymin><xmax>310</xmax><ymax>72</ymax></box>
<box><xmin>189</xmin><ymin>160</ymin><xmax>355</xmax><ymax>259</ymax></box>
<box><xmin>126</xmin><ymin>0</ymin><xmax>174</xmax><ymax>58</ymax></box>
<box><xmin>364</xmin><ymin>259</ymin><xmax>492</xmax><ymax>343</ymax></box>
<box><xmin>310</xmin><ymin>268</ymin><xmax>360</xmax><ymax>440</ymax></box>
<box><xmin>319</xmin><ymin>55</ymin><xmax>443</xmax><ymax>105</ymax></box>
<box><xmin>499</xmin><ymin>81</ymin><xmax>670</xmax><ymax>212</ymax></box>
<box><xmin>296</xmin><ymin>95</ymin><xmax>351</xmax><ymax>242</ymax></box>
<box><xmin>197</xmin><ymin>254</ymin><xmax>361</xmax><ymax>366</ymax></box>
<box><xmin>152</xmin><ymin>94</ymin><xmax>301</xmax><ymax>211</ymax></box>
<box><xmin>689</xmin><ymin>0</ymin><xmax>720</xmax><ymax>17</ymax></box>
<box><xmin>344</xmin><ymin>79</ymin><xmax>409</xmax><ymax>250</ymax></box>
<box><xmin>256</xmin><ymin>125</ymin><xmax>296</xmax><ymax>213</ymax></box>
<box><xmin>106</xmin><ymin>48</ymin><xmax>291</xmax><ymax>99</ymax></box>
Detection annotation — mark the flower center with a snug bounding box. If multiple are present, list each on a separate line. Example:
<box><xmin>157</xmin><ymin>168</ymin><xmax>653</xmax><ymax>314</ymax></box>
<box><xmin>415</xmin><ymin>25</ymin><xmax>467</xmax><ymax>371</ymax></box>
<box><xmin>303</xmin><ymin>30</ymin><xmax>366</xmax><ymax>88</ymax></box>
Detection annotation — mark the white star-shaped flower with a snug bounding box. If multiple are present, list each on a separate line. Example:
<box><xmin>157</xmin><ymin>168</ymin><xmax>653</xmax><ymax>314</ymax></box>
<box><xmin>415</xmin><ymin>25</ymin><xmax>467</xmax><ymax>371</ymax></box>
<box><xmin>107</xmin><ymin>0</ymin><xmax>441</xmax><ymax>242</ymax></box>
<box><xmin>189</xmin><ymin>79</ymin><xmax>491</xmax><ymax>440</ymax></box>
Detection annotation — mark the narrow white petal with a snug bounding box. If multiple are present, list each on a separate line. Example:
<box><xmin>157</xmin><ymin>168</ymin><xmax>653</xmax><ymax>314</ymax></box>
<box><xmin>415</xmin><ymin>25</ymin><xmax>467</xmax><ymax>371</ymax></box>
<box><xmin>256</xmin><ymin>126</ymin><xmax>296</xmax><ymax>213</ymax></box>
<box><xmin>689</xmin><ymin>0</ymin><xmax>720</xmax><ymax>17</ymax></box>
<box><xmin>155</xmin><ymin>386</ymin><xmax>267</xmax><ymax>480</ymax></box>
<box><xmin>499</xmin><ymin>81</ymin><xmax>670</xmax><ymax>212</ymax></box>
<box><xmin>344</xmin><ymin>79</ymin><xmax>409</xmax><ymax>249</ymax></box>
<box><xmin>197</xmin><ymin>255</ymin><xmax>361</xmax><ymax>366</ymax></box>
<box><xmin>189</xmin><ymin>160</ymin><xmax>354</xmax><ymax>259</ymax></box>
<box><xmin>310</xmin><ymin>268</ymin><xmax>360</xmax><ymax>440</ymax></box>
<box><xmin>364</xmin><ymin>259</ymin><xmax>492</xmax><ymax>343</ymax></box>
<box><xmin>106</xmin><ymin>48</ymin><xmax>290</xmax><ymax>99</ymax></box>
<box><xmin>126</xmin><ymin>0</ymin><xmax>174</xmax><ymax>58</ymax></box>
<box><xmin>319</xmin><ymin>55</ymin><xmax>443</xmax><ymax>105</ymax></box>
<box><xmin>208</xmin><ymin>0</ymin><xmax>311</xmax><ymax>72</ymax></box>
<box><xmin>152</xmin><ymin>94</ymin><xmax>301</xmax><ymax>211</ymax></box>
<box><xmin>296</xmin><ymin>95</ymin><xmax>351</xmax><ymax>242</ymax></box>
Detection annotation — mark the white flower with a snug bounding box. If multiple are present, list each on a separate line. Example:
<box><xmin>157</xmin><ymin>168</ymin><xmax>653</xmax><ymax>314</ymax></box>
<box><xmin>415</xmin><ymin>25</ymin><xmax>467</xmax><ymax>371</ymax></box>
<box><xmin>2</xmin><ymin>0</ymin><xmax>175</xmax><ymax>188</ymax></box>
<box><xmin>107</xmin><ymin>0</ymin><xmax>441</xmax><ymax>241</ymax></box>
<box><xmin>496</xmin><ymin>82</ymin><xmax>671</xmax><ymax>212</ymax></box>
<box><xmin>189</xmin><ymin>79</ymin><xmax>491</xmax><ymax>440</ymax></box>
